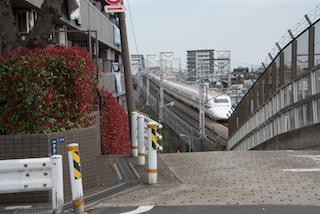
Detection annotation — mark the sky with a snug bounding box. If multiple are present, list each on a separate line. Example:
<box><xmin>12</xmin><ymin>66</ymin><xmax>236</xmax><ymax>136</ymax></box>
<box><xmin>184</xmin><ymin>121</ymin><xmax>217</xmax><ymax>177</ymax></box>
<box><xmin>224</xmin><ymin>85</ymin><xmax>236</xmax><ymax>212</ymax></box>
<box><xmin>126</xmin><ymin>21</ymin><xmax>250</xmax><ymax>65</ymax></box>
<box><xmin>123</xmin><ymin>0</ymin><xmax>320</xmax><ymax>72</ymax></box>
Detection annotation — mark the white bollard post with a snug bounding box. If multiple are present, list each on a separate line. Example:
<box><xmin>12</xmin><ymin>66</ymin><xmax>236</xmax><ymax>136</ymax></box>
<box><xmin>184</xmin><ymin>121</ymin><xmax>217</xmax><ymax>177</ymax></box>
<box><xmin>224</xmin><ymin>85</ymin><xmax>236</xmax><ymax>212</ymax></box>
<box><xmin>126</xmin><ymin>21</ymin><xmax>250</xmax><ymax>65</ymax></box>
<box><xmin>51</xmin><ymin>155</ymin><xmax>64</xmax><ymax>214</ymax></box>
<box><xmin>131</xmin><ymin>112</ymin><xmax>138</xmax><ymax>157</ymax></box>
<box><xmin>148</xmin><ymin>122</ymin><xmax>157</xmax><ymax>184</ymax></box>
<box><xmin>68</xmin><ymin>143</ymin><xmax>84</xmax><ymax>214</ymax></box>
<box><xmin>138</xmin><ymin>115</ymin><xmax>145</xmax><ymax>165</ymax></box>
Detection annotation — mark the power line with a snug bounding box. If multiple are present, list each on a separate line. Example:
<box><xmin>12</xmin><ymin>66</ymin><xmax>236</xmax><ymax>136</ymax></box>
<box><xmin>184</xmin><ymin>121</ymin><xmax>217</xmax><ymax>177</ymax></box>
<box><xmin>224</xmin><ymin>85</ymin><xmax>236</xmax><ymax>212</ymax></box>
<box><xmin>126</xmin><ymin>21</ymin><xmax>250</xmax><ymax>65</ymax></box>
<box><xmin>231</xmin><ymin>59</ymin><xmax>260</xmax><ymax>67</ymax></box>
<box><xmin>126</xmin><ymin>0</ymin><xmax>139</xmax><ymax>54</ymax></box>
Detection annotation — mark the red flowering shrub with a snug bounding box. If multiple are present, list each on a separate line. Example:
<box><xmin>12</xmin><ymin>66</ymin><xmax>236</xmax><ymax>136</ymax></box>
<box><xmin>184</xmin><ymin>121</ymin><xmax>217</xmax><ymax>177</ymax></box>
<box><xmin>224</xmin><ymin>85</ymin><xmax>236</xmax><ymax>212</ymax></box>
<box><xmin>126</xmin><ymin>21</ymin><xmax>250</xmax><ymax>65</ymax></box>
<box><xmin>0</xmin><ymin>45</ymin><xmax>98</xmax><ymax>134</ymax></box>
<box><xmin>99</xmin><ymin>88</ymin><xmax>130</xmax><ymax>154</ymax></box>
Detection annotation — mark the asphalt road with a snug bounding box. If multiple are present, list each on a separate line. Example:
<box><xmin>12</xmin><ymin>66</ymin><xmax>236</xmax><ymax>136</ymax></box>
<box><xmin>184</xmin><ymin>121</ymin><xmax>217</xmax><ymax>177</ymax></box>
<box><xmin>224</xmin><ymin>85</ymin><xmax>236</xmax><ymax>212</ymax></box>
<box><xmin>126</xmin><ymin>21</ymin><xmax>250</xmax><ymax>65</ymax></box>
<box><xmin>87</xmin><ymin>205</ymin><xmax>320</xmax><ymax>214</ymax></box>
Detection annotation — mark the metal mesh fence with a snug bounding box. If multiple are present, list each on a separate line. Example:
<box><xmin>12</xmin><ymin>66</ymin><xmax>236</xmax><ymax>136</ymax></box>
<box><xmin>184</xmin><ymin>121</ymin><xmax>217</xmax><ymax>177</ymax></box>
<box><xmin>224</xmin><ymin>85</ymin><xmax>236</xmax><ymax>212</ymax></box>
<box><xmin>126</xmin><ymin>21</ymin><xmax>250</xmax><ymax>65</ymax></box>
<box><xmin>51</xmin><ymin>30</ymin><xmax>98</xmax><ymax>66</ymax></box>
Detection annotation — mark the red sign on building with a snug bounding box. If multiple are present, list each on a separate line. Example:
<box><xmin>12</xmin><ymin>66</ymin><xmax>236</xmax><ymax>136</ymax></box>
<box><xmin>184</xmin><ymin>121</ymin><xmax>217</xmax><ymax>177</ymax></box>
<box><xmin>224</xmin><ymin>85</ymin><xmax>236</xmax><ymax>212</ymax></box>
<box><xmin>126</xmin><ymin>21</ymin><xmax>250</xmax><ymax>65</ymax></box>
<box><xmin>105</xmin><ymin>0</ymin><xmax>122</xmax><ymax>5</ymax></box>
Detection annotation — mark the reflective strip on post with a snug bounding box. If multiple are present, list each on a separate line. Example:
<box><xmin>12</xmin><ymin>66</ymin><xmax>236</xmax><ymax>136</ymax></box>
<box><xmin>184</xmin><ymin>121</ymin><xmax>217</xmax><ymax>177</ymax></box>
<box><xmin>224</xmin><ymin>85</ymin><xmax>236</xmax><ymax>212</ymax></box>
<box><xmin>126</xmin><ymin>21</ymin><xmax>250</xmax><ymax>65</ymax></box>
<box><xmin>138</xmin><ymin>115</ymin><xmax>145</xmax><ymax>165</ymax></box>
<box><xmin>68</xmin><ymin>143</ymin><xmax>84</xmax><ymax>214</ymax></box>
<box><xmin>148</xmin><ymin>122</ymin><xmax>157</xmax><ymax>184</ymax></box>
<box><xmin>131</xmin><ymin>112</ymin><xmax>138</xmax><ymax>157</ymax></box>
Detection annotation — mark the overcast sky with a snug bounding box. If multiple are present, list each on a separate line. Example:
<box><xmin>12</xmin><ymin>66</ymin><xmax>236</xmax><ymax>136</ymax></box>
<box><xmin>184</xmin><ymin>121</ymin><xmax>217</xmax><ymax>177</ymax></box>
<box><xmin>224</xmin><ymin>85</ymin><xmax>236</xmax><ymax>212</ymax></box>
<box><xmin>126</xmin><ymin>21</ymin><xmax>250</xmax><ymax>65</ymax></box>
<box><xmin>123</xmin><ymin>0</ymin><xmax>320</xmax><ymax>71</ymax></box>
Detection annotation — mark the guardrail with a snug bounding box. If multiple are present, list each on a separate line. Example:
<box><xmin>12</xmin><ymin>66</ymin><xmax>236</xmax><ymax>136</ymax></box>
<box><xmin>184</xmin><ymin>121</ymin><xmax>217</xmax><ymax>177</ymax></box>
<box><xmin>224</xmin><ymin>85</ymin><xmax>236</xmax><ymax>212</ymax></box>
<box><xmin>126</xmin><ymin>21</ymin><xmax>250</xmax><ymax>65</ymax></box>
<box><xmin>131</xmin><ymin>111</ymin><xmax>163</xmax><ymax>184</ymax></box>
<box><xmin>0</xmin><ymin>155</ymin><xmax>64</xmax><ymax>214</ymax></box>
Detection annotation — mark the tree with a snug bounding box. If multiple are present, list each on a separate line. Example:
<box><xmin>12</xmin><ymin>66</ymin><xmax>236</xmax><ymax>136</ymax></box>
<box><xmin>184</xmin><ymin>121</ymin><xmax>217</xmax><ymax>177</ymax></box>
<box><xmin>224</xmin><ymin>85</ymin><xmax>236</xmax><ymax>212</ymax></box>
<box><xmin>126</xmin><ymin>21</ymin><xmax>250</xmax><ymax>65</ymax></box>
<box><xmin>0</xmin><ymin>0</ymin><xmax>64</xmax><ymax>52</ymax></box>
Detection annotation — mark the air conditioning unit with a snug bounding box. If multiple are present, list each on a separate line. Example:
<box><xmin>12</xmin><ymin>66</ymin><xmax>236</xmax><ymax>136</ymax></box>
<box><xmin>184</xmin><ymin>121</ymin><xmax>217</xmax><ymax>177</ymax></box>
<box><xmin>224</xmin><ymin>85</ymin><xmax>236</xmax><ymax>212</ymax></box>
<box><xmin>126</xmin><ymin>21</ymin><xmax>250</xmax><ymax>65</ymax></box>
<box><xmin>14</xmin><ymin>9</ymin><xmax>37</xmax><ymax>34</ymax></box>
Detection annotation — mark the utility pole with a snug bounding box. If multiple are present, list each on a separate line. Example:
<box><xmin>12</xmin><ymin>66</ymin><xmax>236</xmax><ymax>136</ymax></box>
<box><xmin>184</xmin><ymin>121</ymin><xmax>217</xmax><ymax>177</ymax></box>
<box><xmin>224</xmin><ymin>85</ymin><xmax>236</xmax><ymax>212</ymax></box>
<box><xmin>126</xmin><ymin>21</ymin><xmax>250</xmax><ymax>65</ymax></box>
<box><xmin>198</xmin><ymin>60</ymin><xmax>206</xmax><ymax>138</ymax></box>
<box><xmin>119</xmin><ymin>8</ymin><xmax>136</xmax><ymax>154</ymax></box>
<box><xmin>159</xmin><ymin>52</ymin><xmax>173</xmax><ymax>123</ymax></box>
<box><xmin>146</xmin><ymin>54</ymin><xmax>156</xmax><ymax>106</ymax></box>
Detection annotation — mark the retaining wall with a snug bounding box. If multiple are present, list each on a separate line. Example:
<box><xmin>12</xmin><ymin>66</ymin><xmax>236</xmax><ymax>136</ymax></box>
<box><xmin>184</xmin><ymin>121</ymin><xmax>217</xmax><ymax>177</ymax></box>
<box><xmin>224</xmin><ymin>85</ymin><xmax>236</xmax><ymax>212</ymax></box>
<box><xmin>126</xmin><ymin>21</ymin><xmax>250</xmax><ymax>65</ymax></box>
<box><xmin>0</xmin><ymin>111</ymin><xmax>100</xmax><ymax>204</ymax></box>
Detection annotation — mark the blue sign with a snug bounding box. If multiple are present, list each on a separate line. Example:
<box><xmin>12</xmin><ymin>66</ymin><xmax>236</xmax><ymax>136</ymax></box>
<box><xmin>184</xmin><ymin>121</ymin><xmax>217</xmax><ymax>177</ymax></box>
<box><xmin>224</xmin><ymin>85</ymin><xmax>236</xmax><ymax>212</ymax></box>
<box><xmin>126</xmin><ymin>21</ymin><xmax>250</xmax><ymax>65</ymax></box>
<box><xmin>57</xmin><ymin>137</ymin><xmax>65</xmax><ymax>143</ymax></box>
<box><xmin>51</xmin><ymin>137</ymin><xmax>65</xmax><ymax>155</ymax></box>
<box><xmin>51</xmin><ymin>139</ymin><xmax>57</xmax><ymax>155</ymax></box>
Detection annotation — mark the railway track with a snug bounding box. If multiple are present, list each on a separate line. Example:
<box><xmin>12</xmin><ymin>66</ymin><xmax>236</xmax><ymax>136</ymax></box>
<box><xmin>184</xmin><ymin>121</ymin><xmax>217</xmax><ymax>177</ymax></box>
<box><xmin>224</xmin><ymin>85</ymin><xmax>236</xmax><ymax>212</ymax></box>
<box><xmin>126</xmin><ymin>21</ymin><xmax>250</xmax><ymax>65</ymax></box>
<box><xmin>145</xmin><ymin>77</ymin><xmax>228</xmax><ymax>148</ymax></box>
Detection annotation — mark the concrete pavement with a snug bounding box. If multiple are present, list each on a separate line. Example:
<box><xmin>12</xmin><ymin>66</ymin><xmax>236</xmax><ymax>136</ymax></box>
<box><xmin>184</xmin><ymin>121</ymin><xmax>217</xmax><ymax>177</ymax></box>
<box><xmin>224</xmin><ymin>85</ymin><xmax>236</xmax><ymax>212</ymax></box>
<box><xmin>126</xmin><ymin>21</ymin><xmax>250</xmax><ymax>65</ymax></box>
<box><xmin>87</xmin><ymin>150</ymin><xmax>320</xmax><ymax>211</ymax></box>
<box><xmin>2</xmin><ymin>150</ymin><xmax>320</xmax><ymax>213</ymax></box>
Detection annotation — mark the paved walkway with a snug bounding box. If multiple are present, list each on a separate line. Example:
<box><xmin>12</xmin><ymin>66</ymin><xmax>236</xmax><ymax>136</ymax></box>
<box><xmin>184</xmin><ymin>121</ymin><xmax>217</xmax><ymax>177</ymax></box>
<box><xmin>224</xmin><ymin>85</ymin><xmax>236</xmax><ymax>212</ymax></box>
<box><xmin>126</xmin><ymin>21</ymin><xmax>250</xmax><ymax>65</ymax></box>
<box><xmin>2</xmin><ymin>150</ymin><xmax>320</xmax><ymax>213</ymax></box>
<box><xmin>86</xmin><ymin>150</ymin><xmax>320</xmax><ymax>211</ymax></box>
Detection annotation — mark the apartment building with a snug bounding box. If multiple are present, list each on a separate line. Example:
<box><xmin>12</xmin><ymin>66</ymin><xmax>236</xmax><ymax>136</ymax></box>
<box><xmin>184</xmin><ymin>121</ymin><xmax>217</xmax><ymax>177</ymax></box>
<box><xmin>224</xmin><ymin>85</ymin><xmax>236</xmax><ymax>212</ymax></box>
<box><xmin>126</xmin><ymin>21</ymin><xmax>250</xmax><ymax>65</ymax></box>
<box><xmin>186</xmin><ymin>49</ymin><xmax>215</xmax><ymax>81</ymax></box>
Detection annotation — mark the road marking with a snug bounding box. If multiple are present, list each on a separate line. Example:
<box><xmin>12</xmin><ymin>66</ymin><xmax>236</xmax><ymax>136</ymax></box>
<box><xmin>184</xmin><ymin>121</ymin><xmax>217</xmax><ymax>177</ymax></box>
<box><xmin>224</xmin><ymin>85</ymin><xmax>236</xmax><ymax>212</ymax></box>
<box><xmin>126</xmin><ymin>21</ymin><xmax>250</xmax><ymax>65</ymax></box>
<box><xmin>283</xmin><ymin>169</ymin><xmax>320</xmax><ymax>172</ymax></box>
<box><xmin>5</xmin><ymin>205</ymin><xmax>32</xmax><ymax>210</ymax></box>
<box><xmin>119</xmin><ymin>206</ymin><xmax>154</xmax><ymax>214</ymax></box>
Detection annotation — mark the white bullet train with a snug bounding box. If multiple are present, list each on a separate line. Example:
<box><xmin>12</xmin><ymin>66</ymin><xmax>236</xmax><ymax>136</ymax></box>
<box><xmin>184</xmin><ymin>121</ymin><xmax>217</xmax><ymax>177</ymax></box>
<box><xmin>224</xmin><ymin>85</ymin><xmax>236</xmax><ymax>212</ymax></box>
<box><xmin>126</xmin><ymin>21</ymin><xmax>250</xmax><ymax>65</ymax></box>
<box><xmin>150</xmin><ymin>75</ymin><xmax>232</xmax><ymax>121</ymax></box>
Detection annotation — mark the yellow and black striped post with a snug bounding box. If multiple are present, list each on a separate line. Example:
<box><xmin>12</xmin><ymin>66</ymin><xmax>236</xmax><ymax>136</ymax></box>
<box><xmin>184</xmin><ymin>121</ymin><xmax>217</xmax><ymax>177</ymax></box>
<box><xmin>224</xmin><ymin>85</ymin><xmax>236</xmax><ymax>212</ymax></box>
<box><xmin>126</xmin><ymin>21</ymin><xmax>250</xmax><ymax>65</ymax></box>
<box><xmin>148</xmin><ymin>122</ymin><xmax>157</xmax><ymax>184</ymax></box>
<box><xmin>68</xmin><ymin>143</ymin><xmax>84</xmax><ymax>214</ymax></box>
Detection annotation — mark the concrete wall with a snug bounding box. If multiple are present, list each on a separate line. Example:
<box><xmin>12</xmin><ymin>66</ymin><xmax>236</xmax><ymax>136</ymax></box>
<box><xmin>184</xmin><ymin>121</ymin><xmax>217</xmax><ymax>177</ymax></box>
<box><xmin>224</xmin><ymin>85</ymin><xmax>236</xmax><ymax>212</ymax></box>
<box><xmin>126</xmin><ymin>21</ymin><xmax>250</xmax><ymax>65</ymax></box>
<box><xmin>98</xmin><ymin>72</ymin><xmax>126</xmax><ymax>97</ymax></box>
<box><xmin>252</xmin><ymin>123</ymin><xmax>320</xmax><ymax>150</ymax></box>
<box><xmin>59</xmin><ymin>0</ymin><xmax>122</xmax><ymax>52</ymax></box>
<box><xmin>0</xmin><ymin>125</ymin><xmax>99</xmax><ymax>204</ymax></box>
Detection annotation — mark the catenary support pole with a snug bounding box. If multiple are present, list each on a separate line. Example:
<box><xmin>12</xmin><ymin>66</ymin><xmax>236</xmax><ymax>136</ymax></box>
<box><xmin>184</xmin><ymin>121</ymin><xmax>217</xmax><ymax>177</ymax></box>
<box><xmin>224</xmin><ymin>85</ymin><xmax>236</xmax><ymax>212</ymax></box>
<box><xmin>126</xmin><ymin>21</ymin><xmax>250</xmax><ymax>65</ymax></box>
<box><xmin>68</xmin><ymin>143</ymin><xmax>84</xmax><ymax>214</ymax></box>
<box><xmin>138</xmin><ymin>115</ymin><xmax>145</xmax><ymax>165</ymax></box>
<box><xmin>119</xmin><ymin>6</ymin><xmax>136</xmax><ymax>156</ymax></box>
<box><xmin>148</xmin><ymin>122</ymin><xmax>157</xmax><ymax>184</ymax></box>
<box><xmin>131</xmin><ymin>112</ymin><xmax>138</xmax><ymax>157</ymax></box>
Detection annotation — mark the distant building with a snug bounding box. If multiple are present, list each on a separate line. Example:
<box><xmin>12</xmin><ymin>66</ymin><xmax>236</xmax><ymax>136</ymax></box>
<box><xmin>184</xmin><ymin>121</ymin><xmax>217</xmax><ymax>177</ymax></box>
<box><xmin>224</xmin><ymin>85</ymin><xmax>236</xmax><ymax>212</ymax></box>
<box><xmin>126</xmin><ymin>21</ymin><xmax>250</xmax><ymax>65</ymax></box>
<box><xmin>131</xmin><ymin>54</ymin><xmax>145</xmax><ymax>68</ymax></box>
<box><xmin>186</xmin><ymin>49</ymin><xmax>215</xmax><ymax>80</ymax></box>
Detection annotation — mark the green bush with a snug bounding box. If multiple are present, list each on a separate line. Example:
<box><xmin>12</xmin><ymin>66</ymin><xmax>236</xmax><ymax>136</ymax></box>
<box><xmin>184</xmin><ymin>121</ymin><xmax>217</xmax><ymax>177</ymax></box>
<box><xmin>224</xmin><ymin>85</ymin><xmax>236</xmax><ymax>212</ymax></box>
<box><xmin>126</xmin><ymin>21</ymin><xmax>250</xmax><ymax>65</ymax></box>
<box><xmin>0</xmin><ymin>46</ymin><xmax>98</xmax><ymax>135</ymax></box>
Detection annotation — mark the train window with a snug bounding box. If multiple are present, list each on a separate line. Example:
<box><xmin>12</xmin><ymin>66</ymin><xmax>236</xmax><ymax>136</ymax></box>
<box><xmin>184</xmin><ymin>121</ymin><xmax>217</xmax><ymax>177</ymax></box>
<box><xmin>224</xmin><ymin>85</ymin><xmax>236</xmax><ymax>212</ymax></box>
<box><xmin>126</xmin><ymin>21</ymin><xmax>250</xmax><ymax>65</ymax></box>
<box><xmin>214</xmin><ymin>98</ymin><xmax>229</xmax><ymax>103</ymax></box>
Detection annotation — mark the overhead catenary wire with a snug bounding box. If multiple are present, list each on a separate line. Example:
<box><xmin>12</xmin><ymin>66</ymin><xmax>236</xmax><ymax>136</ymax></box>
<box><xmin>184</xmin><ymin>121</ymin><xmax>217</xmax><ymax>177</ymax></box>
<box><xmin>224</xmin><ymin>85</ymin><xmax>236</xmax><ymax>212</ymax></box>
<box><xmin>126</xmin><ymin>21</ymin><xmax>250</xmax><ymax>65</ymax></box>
<box><xmin>126</xmin><ymin>0</ymin><xmax>139</xmax><ymax>54</ymax></box>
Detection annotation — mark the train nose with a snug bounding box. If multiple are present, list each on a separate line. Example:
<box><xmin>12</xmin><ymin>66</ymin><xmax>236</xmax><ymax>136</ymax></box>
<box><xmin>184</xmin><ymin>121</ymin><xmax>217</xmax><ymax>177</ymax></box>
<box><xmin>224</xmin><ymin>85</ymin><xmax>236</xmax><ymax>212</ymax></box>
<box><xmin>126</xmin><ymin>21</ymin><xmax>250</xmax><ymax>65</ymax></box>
<box><xmin>212</xmin><ymin>108</ymin><xmax>230</xmax><ymax>121</ymax></box>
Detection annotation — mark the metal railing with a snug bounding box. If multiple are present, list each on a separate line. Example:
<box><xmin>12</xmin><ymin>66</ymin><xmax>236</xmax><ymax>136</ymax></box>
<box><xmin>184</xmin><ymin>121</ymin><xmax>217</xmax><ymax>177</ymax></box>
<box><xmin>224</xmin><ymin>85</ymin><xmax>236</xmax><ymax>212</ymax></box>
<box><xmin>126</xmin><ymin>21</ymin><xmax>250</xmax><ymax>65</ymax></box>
<box><xmin>262</xmin><ymin>4</ymin><xmax>320</xmax><ymax>68</ymax></box>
